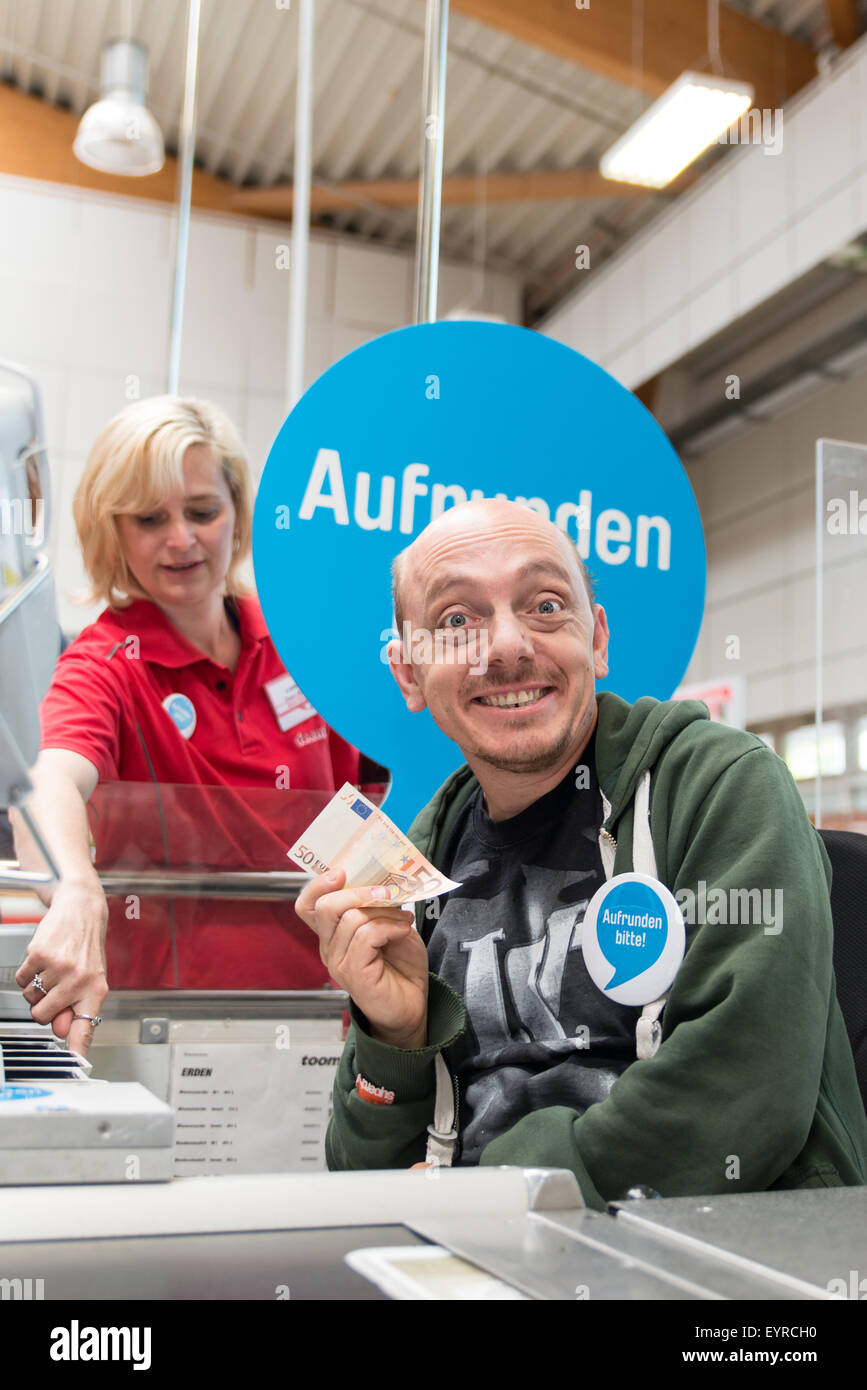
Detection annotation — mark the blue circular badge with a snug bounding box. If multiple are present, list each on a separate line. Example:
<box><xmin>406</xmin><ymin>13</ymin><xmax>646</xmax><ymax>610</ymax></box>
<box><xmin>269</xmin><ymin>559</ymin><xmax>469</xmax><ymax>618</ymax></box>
<box><xmin>161</xmin><ymin>692</ymin><xmax>197</xmax><ymax>739</ymax></box>
<box><xmin>253</xmin><ymin>321</ymin><xmax>706</xmax><ymax>830</ymax></box>
<box><xmin>582</xmin><ymin>873</ymin><xmax>685</xmax><ymax>1006</ymax></box>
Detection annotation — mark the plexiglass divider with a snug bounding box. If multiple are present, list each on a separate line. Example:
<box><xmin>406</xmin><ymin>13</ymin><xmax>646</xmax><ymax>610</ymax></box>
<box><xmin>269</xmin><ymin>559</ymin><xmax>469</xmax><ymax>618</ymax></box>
<box><xmin>815</xmin><ymin>438</ymin><xmax>867</xmax><ymax>828</ymax></box>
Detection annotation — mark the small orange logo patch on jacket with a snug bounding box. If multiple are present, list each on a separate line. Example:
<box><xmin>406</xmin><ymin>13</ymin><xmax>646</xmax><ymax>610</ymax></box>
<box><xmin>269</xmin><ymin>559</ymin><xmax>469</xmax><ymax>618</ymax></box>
<box><xmin>355</xmin><ymin>1073</ymin><xmax>395</xmax><ymax>1105</ymax></box>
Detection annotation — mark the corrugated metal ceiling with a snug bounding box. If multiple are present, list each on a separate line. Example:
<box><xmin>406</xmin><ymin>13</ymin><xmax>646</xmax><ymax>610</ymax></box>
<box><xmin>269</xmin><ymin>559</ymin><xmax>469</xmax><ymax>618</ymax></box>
<box><xmin>0</xmin><ymin>0</ymin><xmax>840</xmax><ymax>318</ymax></box>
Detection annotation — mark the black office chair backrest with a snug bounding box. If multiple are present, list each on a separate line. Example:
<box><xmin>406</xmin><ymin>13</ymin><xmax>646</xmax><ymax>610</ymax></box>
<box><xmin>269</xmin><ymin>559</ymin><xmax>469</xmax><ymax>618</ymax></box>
<box><xmin>818</xmin><ymin>828</ymin><xmax>867</xmax><ymax>1114</ymax></box>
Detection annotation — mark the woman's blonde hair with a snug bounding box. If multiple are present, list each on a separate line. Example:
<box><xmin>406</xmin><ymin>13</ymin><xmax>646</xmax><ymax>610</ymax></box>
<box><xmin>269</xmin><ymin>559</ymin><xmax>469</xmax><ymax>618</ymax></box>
<box><xmin>73</xmin><ymin>395</ymin><xmax>253</xmax><ymax>609</ymax></box>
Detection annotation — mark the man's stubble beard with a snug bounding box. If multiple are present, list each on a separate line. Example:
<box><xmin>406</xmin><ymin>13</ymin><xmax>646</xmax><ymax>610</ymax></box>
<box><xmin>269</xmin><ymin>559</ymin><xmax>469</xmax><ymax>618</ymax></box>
<box><xmin>471</xmin><ymin>715</ymin><xmax>581</xmax><ymax>775</ymax></box>
<box><xmin>422</xmin><ymin>662</ymin><xmax>596</xmax><ymax>775</ymax></box>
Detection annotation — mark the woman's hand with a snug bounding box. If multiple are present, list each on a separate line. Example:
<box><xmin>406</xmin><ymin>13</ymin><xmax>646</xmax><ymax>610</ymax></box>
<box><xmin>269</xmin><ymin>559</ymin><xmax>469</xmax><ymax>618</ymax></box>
<box><xmin>11</xmin><ymin>749</ymin><xmax>107</xmax><ymax>1057</ymax></box>
<box><xmin>296</xmin><ymin>868</ymin><xmax>429</xmax><ymax>1048</ymax></box>
<box><xmin>15</xmin><ymin>876</ymin><xmax>109</xmax><ymax>1058</ymax></box>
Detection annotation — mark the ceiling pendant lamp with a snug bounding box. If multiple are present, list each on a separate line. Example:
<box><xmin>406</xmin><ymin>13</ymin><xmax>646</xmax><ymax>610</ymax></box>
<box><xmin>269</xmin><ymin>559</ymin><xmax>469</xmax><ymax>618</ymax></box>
<box><xmin>73</xmin><ymin>38</ymin><xmax>165</xmax><ymax>177</ymax></box>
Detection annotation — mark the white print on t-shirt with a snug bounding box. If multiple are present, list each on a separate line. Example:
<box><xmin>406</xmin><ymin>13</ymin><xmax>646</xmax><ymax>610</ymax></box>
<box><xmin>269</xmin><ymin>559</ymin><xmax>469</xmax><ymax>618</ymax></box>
<box><xmin>264</xmin><ymin>673</ymin><xmax>316</xmax><ymax>733</ymax></box>
<box><xmin>460</xmin><ymin>902</ymin><xmax>589</xmax><ymax>1051</ymax></box>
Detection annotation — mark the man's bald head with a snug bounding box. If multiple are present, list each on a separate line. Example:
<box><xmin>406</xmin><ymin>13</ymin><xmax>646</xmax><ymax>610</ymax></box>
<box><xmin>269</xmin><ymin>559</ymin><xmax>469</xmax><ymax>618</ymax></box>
<box><xmin>391</xmin><ymin>499</ymin><xmax>596</xmax><ymax>633</ymax></box>
<box><xmin>387</xmin><ymin>497</ymin><xmax>610</xmax><ymax>794</ymax></box>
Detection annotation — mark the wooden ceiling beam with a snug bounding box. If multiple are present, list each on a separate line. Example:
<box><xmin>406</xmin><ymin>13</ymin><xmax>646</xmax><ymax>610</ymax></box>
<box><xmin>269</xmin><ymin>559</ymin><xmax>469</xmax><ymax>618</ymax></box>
<box><xmin>229</xmin><ymin>167</ymin><xmax>646</xmax><ymax>218</ymax></box>
<box><xmin>824</xmin><ymin>0</ymin><xmax>860</xmax><ymax>49</ymax></box>
<box><xmin>0</xmin><ymin>84</ymin><xmax>643</xmax><ymax>226</ymax></box>
<box><xmin>445</xmin><ymin>0</ymin><xmax>817</xmax><ymax>111</ymax></box>
<box><xmin>0</xmin><ymin>84</ymin><xmax>238</xmax><ymax>215</ymax></box>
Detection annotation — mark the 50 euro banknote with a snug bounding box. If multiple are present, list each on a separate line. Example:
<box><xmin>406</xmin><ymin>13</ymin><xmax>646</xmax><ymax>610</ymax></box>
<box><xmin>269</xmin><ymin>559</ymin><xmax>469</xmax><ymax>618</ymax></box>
<box><xmin>288</xmin><ymin>783</ymin><xmax>462</xmax><ymax>904</ymax></box>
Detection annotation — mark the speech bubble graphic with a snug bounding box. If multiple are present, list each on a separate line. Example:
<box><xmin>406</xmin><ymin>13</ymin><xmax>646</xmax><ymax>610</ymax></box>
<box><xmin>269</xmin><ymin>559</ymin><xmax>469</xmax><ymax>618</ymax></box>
<box><xmin>253</xmin><ymin>321</ymin><xmax>705</xmax><ymax>830</ymax></box>
<box><xmin>582</xmin><ymin>872</ymin><xmax>685</xmax><ymax>1007</ymax></box>
<box><xmin>596</xmin><ymin>881</ymin><xmax>667</xmax><ymax>990</ymax></box>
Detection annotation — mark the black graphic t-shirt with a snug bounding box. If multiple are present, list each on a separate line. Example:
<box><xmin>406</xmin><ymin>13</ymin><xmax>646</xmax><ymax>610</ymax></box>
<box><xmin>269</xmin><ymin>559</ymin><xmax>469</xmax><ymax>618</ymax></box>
<box><xmin>425</xmin><ymin>729</ymin><xmax>641</xmax><ymax>1165</ymax></box>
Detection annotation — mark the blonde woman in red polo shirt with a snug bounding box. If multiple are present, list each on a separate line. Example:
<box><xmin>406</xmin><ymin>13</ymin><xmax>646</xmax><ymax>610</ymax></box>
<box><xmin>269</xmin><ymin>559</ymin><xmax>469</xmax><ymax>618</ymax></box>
<box><xmin>11</xmin><ymin>396</ymin><xmax>373</xmax><ymax>1053</ymax></box>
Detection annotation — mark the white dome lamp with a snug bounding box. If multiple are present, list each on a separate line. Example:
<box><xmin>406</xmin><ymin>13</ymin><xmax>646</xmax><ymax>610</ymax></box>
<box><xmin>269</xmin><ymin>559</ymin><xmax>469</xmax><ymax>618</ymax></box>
<box><xmin>73</xmin><ymin>38</ymin><xmax>165</xmax><ymax>177</ymax></box>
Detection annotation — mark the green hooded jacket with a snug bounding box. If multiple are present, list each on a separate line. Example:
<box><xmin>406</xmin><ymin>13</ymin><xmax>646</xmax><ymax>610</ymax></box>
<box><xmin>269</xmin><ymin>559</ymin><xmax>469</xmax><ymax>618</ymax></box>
<box><xmin>325</xmin><ymin>692</ymin><xmax>867</xmax><ymax>1210</ymax></box>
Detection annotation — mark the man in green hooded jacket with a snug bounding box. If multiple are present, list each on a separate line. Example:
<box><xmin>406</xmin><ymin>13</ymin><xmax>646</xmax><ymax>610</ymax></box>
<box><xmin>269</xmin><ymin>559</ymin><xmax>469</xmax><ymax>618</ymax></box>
<box><xmin>296</xmin><ymin>499</ymin><xmax>867</xmax><ymax>1211</ymax></box>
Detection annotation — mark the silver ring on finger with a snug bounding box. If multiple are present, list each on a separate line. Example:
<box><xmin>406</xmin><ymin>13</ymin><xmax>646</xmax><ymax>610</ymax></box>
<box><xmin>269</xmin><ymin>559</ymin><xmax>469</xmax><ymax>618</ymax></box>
<box><xmin>72</xmin><ymin>1013</ymin><xmax>102</xmax><ymax>1027</ymax></box>
<box><xmin>30</xmin><ymin>973</ymin><xmax>48</xmax><ymax>995</ymax></box>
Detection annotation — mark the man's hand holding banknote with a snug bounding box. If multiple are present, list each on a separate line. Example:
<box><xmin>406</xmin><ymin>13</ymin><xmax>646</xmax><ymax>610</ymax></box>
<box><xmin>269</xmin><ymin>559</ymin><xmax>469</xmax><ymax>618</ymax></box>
<box><xmin>293</xmin><ymin>785</ymin><xmax>461</xmax><ymax>1050</ymax></box>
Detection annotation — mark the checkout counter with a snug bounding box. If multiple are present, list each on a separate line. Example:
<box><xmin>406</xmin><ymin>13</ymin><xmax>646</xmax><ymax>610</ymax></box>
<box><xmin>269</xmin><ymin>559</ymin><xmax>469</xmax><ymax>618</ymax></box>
<box><xmin>0</xmin><ymin>363</ymin><xmax>864</xmax><ymax>1305</ymax></box>
<box><xmin>1</xmin><ymin>909</ymin><xmax>863</xmax><ymax>1302</ymax></box>
<box><xmin>0</xmin><ymin>1075</ymin><xmax>864</xmax><ymax>1301</ymax></box>
<box><xmin>2</xmin><ymin>890</ymin><xmax>865</xmax><ymax>1304</ymax></box>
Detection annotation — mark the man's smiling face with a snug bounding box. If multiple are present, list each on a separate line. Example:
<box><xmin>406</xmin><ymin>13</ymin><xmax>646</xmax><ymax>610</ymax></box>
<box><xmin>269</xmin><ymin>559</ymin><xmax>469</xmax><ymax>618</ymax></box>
<box><xmin>390</xmin><ymin>501</ymin><xmax>609</xmax><ymax>777</ymax></box>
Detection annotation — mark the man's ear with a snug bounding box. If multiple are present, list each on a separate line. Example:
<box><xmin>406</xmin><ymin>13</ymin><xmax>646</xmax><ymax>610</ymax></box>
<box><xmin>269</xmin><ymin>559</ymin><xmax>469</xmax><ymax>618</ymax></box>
<box><xmin>592</xmin><ymin>604</ymin><xmax>610</xmax><ymax>679</ymax></box>
<box><xmin>387</xmin><ymin>637</ymin><xmax>428</xmax><ymax>713</ymax></box>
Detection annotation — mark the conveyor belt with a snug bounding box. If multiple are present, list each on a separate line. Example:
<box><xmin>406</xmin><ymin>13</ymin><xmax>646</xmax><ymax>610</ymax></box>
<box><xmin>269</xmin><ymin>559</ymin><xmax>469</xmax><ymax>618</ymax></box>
<box><xmin>0</xmin><ymin>1021</ymin><xmax>91</xmax><ymax>1083</ymax></box>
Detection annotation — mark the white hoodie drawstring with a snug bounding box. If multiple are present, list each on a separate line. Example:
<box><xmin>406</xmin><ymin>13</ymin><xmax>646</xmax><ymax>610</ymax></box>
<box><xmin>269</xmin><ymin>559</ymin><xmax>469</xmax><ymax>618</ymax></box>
<box><xmin>604</xmin><ymin>770</ymin><xmax>668</xmax><ymax>1059</ymax></box>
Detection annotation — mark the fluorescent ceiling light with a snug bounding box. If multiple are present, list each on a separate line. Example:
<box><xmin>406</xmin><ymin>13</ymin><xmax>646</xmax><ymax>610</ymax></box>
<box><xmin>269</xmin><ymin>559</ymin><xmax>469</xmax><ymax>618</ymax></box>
<box><xmin>600</xmin><ymin>72</ymin><xmax>754</xmax><ymax>189</ymax></box>
<box><xmin>74</xmin><ymin>38</ymin><xmax>164</xmax><ymax>177</ymax></box>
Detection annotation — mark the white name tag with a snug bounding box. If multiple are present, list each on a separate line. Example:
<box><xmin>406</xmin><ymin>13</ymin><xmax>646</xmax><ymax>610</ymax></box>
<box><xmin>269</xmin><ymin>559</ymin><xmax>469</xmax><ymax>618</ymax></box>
<box><xmin>264</xmin><ymin>673</ymin><xmax>317</xmax><ymax>733</ymax></box>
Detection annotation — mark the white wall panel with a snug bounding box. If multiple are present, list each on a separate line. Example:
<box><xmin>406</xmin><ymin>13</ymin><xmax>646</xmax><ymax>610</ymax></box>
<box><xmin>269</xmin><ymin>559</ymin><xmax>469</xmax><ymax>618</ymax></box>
<box><xmin>685</xmin><ymin>178</ymin><xmax>737</xmax><ymax>295</ymax></box>
<box><xmin>0</xmin><ymin>276</ymin><xmax>74</xmax><ymax>369</ymax></box>
<box><xmin>685</xmin><ymin>278</ymin><xmax>736</xmax><ymax>353</ymax></box>
<box><xmin>245</xmin><ymin>293</ymin><xmax>288</xmax><ymax>396</ymax></box>
<box><xmin>76</xmin><ymin>198</ymin><xmax>172</xmax><ymax>290</ymax></box>
<box><xmin>63</xmin><ymin>370</ymin><xmax>161</xmax><ymax>460</ymax></box>
<box><xmin>706</xmin><ymin>508</ymin><xmax>786</xmax><ymax>606</ymax></box>
<box><xmin>0</xmin><ymin>173</ymin><xmax>523</xmax><ymax>638</ymax></box>
<box><xmin>735</xmin><ymin>233</ymin><xmax>789</xmax><ymax>314</ymax></box>
<box><xmin>542</xmin><ymin>37</ymin><xmax>867</xmax><ymax>388</ymax></box>
<box><xmin>71</xmin><ymin>287</ymin><xmax>170</xmax><ymax>378</ymax></box>
<box><xmin>0</xmin><ymin>183</ymin><xmax>83</xmax><ymax>286</ymax></box>
<box><xmin>641</xmin><ymin>224</ymin><xmax>680</xmax><ymax>328</ymax></box>
<box><xmin>789</xmin><ymin>184</ymin><xmax>858</xmax><ymax>280</ymax></box>
<box><xmin>732</xmin><ymin>144</ymin><xmax>788</xmax><ymax>258</ymax></box>
<box><xmin>330</xmin><ymin>320</ymin><xmax>380</xmax><ymax>363</ymax></box>
<box><xmin>788</xmin><ymin>76</ymin><xmax>856</xmax><ymax>209</ymax></box>
<box><xmin>244</xmin><ymin>391</ymin><xmax>286</xmax><ymax>483</ymax></box>
<box><xmin>333</xmin><ymin>242</ymin><xmax>412</xmax><ymax>327</ymax></box>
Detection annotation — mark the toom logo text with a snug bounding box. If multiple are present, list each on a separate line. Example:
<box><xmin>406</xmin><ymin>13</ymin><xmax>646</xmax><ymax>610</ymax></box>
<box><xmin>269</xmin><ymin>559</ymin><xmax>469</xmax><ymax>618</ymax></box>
<box><xmin>253</xmin><ymin>322</ymin><xmax>706</xmax><ymax>829</ymax></box>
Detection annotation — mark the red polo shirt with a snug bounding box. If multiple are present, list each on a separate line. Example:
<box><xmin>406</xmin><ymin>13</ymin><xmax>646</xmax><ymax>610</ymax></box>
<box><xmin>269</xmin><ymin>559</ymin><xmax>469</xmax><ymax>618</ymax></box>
<box><xmin>38</xmin><ymin>597</ymin><xmax>363</xmax><ymax>989</ymax></box>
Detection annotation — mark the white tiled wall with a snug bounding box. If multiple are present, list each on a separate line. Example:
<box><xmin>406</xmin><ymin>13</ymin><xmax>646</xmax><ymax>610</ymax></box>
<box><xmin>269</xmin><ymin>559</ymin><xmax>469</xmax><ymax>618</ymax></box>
<box><xmin>0</xmin><ymin>174</ymin><xmax>521</xmax><ymax>635</ymax></box>
<box><xmin>680</xmin><ymin>369</ymin><xmax>867</xmax><ymax>727</ymax></box>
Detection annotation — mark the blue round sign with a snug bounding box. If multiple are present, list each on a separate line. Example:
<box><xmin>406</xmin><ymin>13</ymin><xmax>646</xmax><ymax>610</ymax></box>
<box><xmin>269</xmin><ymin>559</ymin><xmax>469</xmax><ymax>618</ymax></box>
<box><xmin>253</xmin><ymin>321</ymin><xmax>705</xmax><ymax>829</ymax></box>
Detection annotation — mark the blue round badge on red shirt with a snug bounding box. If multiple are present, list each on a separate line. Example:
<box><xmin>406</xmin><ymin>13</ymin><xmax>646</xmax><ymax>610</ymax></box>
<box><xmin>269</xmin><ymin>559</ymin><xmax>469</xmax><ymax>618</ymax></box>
<box><xmin>161</xmin><ymin>692</ymin><xmax>197</xmax><ymax>740</ymax></box>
